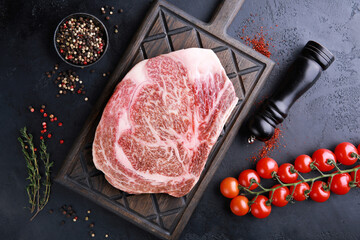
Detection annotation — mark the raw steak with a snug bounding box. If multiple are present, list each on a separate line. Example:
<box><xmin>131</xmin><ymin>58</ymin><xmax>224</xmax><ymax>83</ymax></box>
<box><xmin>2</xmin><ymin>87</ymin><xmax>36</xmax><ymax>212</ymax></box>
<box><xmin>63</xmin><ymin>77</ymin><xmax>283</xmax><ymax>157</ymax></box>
<box><xmin>92</xmin><ymin>48</ymin><xmax>238</xmax><ymax>197</ymax></box>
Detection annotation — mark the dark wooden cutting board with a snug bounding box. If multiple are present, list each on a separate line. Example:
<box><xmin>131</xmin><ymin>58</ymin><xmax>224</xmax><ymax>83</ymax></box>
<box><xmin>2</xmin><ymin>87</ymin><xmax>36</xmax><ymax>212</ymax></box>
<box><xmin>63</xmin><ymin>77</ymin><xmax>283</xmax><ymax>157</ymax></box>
<box><xmin>55</xmin><ymin>0</ymin><xmax>274</xmax><ymax>239</ymax></box>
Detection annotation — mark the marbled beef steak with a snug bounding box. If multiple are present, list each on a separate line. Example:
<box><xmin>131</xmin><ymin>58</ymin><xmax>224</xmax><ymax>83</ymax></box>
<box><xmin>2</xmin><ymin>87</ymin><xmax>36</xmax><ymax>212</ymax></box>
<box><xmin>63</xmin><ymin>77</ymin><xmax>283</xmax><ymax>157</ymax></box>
<box><xmin>92</xmin><ymin>48</ymin><xmax>238</xmax><ymax>197</ymax></box>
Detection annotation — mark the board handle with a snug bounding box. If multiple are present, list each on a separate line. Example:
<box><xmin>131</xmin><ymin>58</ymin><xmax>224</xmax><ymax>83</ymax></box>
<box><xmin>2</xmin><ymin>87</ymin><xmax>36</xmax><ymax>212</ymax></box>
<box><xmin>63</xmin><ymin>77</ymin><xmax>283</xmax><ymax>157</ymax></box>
<box><xmin>208</xmin><ymin>0</ymin><xmax>244</xmax><ymax>36</ymax></box>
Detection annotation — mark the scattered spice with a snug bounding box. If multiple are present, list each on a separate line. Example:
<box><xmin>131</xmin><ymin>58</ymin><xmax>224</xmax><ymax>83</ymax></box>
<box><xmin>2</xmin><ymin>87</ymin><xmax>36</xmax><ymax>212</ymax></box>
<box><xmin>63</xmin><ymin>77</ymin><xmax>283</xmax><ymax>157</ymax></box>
<box><xmin>238</xmin><ymin>14</ymin><xmax>277</xmax><ymax>58</ymax></box>
<box><xmin>87</xmin><ymin>209</ymin><xmax>91</xmax><ymax>214</ymax></box>
<box><xmin>85</xmin><ymin>216</ymin><xmax>89</xmax><ymax>221</ymax></box>
<box><xmin>105</xmin><ymin>234</ymin><xmax>109</xmax><ymax>238</ymax></box>
<box><xmin>49</xmin><ymin>209</ymin><xmax>54</xmax><ymax>214</ymax></box>
<box><xmin>105</xmin><ymin>16</ymin><xmax>110</xmax><ymax>21</ymax></box>
<box><xmin>89</xmin><ymin>222</ymin><xmax>95</xmax><ymax>228</ymax></box>
<box><xmin>56</xmin><ymin>16</ymin><xmax>106</xmax><ymax>66</ymax></box>
<box><xmin>118</xmin><ymin>9</ymin><xmax>123</xmax><ymax>13</ymax></box>
<box><xmin>251</xmin><ymin>128</ymin><xmax>283</xmax><ymax>161</ymax></box>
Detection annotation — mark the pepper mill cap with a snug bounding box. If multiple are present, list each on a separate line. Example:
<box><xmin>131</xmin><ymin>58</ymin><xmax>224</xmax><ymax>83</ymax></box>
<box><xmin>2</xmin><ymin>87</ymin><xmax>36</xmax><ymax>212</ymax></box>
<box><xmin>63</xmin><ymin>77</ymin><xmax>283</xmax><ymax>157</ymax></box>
<box><xmin>302</xmin><ymin>41</ymin><xmax>335</xmax><ymax>70</ymax></box>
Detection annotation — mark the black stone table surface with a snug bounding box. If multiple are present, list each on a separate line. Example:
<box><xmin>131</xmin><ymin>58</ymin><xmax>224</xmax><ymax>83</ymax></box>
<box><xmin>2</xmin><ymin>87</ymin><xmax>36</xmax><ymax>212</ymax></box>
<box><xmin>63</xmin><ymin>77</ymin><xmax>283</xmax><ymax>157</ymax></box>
<box><xmin>1</xmin><ymin>0</ymin><xmax>360</xmax><ymax>239</ymax></box>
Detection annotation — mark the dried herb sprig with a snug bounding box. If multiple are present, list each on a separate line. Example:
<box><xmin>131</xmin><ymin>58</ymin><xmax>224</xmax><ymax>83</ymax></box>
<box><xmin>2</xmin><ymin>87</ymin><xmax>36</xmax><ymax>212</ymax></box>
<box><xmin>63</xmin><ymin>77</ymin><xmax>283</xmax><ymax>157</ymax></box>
<box><xmin>18</xmin><ymin>127</ymin><xmax>53</xmax><ymax>221</ymax></box>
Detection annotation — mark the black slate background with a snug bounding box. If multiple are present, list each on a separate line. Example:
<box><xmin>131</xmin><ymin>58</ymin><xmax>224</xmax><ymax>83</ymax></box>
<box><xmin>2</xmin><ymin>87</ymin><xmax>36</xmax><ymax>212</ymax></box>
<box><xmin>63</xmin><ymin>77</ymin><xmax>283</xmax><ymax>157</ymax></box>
<box><xmin>1</xmin><ymin>0</ymin><xmax>360</xmax><ymax>239</ymax></box>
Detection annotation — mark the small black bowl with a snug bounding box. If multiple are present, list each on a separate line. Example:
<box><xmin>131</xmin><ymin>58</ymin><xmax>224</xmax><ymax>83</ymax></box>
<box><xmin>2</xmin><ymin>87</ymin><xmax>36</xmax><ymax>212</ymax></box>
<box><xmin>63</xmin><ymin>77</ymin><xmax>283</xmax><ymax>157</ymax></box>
<box><xmin>54</xmin><ymin>13</ymin><xmax>109</xmax><ymax>68</ymax></box>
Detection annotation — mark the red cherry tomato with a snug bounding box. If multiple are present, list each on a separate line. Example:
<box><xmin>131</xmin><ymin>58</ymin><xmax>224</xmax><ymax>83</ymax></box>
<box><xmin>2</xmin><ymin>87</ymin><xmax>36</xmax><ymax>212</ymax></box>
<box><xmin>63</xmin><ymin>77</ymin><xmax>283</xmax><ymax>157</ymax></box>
<box><xmin>309</xmin><ymin>181</ymin><xmax>330</xmax><ymax>202</ymax></box>
<box><xmin>350</xmin><ymin>165</ymin><xmax>360</xmax><ymax>187</ymax></box>
<box><xmin>294</xmin><ymin>155</ymin><xmax>313</xmax><ymax>173</ymax></box>
<box><xmin>256</xmin><ymin>157</ymin><xmax>278</xmax><ymax>179</ymax></box>
<box><xmin>312</xmin><ymin>149</ymin><xmax>337</xmax><ymax>172</ymax></box>
<box><xmin>230</xmin><ymin>195</ymin><xmax>249</xmax><ymax>216</ymax></box>
<box><xmin>238</xmin><ymin>169</ymin><xmax>260</xmax><ymax>190</ymax></box>
<box><xmin>220</xmin><ymin>177</ymin><xmax>239</xmax><ymax>198</ymax></box>
<box><xmin>328</xmin><ymin>172</ymin><xmax>351</xmax><ymax>195</ymax></box>
<box><xmin>269</xmin><ymin>184</ymin><xmax>289</xmax><ymax>207</ymax></box>
<box><xmin>289</xmin><ymin>181</ymin><xmax>310</xmax><ymax>201</ymax></box>
<box><xmin>250</xmin><ymin>195</ymin><xmax>271</xmax><ymax>219</ymax></box>
<box><xmin>277</xmin><ymin>163</ymin><xmax>298</xmax><ymax>183</ymax></box>
<box><xmin>334</xmin><ymin>142</ymin><xmax>358</xmax><ymax>166</ymax></box>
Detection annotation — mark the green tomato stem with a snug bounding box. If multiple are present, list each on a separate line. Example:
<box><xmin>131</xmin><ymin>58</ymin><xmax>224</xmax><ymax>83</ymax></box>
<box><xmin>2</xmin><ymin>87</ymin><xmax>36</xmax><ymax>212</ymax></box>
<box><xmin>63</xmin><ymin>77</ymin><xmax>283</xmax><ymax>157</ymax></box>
<box><xmin>240</xmin><ymin>166</ymin><xmax>360</xmax><ymax>196</ymax></box>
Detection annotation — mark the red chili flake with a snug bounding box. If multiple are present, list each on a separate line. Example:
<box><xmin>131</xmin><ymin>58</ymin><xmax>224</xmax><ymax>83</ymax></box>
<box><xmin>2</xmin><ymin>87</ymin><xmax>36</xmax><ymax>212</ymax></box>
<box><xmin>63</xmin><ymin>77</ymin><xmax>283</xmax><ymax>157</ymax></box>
<box><xmin>43</xmin><ymin>113</ymin><xmax>48</xmax><ymax>117</ymax></box>
<box><xmin>40</xmin><ymin>136</ymin><xmax>44</xmax><ymax>140</ymax></box>
<box><xmin>29</xmin><ymin>107</ymin><xmax>35</xmax><ymax>112</ymax></box>
<box><xmin>47</xmin><ymin>133</ymin><xmax>52</xmax><ymax>138</ymax></box>
<box><xmin>251</xmin><ymin>128</ymin><xmax>283</xmax><ymax>162</ymax></box>
<box><xmin>42</xmin><ymin>122</ymin><xmax>46</xmax><ymax>126</ymax></box>
<box><xmin>77</xmin><ymin>90</ymin><xmax>82</xmax><ymax>94</ymax></box>
<box><xmin>41</xmin><ymin>130</ymin><xmax>44</xmax><ymax>134</ymax></box>
<box><xmin>43</xmin><ymin>125</ymin><xmax>47</xmax><ymax>129</ymax></box>
<box><xmin>54</xmin><ymin>117</ymin><xmax>58</xmax><ymax>121</ymax></box>
<box><xmin>40</xmin><ymin>109</ymin><xmax>45</xmax><ymax>113</ymax></box>
<box><xmin>60</xmin><ymin>49</ymin><xmax>64</xmax><ymax>53</ymax></box>
<box><xmin>34</xmin><ymin>148</ymin><xmax>37</xmax><ymax>152</ymax></box>
<box><xmin>83</xmin><ymin>61</ymin><xmax>87</xmax><ymax>65</ymax></box>
<box><xmin>238</xmin><ymin>15</ymin><xmax>275</xmax><ymax>59</ymax></box>
<box><xmin>50</xmin><ymin>118</ymin><xmax>54</xmax><ymax>122</ymax></box>
<box><xmin>68</xmin><ymin>55</ymin><xmax>73</xmax><ymax>60</ymax></box>
<box><xmin>60</xmin><ymin>139</ymin><xmax>64</xmax><ymax>144</ymax></box>
<box><xmin>58</xmin><ymin>122</ymin><xmax>63</xmax><ymax>126</ymax></box>
<box><xmin>43</xmin><ymin>129</ymin><xmax>47</xmax><ymax>133</ymax></box>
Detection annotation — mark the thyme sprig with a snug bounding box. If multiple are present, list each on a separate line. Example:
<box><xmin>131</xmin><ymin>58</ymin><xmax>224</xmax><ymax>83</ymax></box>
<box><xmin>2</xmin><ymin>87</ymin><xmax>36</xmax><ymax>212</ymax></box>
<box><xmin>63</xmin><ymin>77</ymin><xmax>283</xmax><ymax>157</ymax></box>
<box><xmin>18</xmin><ymin>127</ymin><xmax>53</xmax><ymax>221</ymax></box>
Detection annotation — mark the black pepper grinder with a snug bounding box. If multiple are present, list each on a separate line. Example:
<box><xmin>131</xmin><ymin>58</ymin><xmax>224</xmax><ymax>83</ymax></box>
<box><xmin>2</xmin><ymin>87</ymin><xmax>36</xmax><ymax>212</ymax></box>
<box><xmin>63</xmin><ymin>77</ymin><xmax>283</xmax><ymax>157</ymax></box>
<box><xmin>248</xmin><ymin>41</ymin><xmax>335</xmax><ymax>143</ymax></box>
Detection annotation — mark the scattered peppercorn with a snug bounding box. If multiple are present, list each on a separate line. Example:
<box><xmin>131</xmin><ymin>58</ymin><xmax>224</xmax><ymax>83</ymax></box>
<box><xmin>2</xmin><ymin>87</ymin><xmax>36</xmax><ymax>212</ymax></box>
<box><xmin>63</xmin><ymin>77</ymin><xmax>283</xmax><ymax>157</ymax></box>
<box><xmin>114</xmin><ymin>29</ymin><xmax>118</xmax><ymax>34</ymax></box>
<box><xmin>89</xmin><ymin>223</ymin><xmax>95</xmax><ymax>228</ymax></box>
<box><xmin>56</xmin><ymin>16</ymin><xmax>106</xmax><ymax>66</ymax></box>
<box><xmin>105</xmin><ymin>234</ymin><xmax>109</xmax><ymax>238</ymax></box>
<box><xmin>118</xmin><ymin>9</ymin><xmax>123</xmax><ymax>13</ymax></box>
<box><xmin>105</xmin><ymin>16</ymin><xmax>110</xmax><ymax>20</ymax></box>
<box><xmin>53</xmin><ymin>70</ymin><xmax>86</xmax><ymax>99</ymax></box>
<box><xmin>85</xmin><ymin>97</ymin><xmax>88</xmax><ymax>101</ymax></box>
<box><xmin>29</xmin><ymin>106</ymin><xmax>35</xmax><ymax>112</ymax></box>
<box><xmin>85</xmin><ymin>216</ymin><xmax>89</xmax><ymax>221</ymax></box>
<box><xmin>62</xmin><ymin>210</ymin><xmax>67</xmax><ymax>215</ymax></box>
<box><xmin>49</xmin><ymin>209</ymin><xmax>54</xmax><ymax>214</ymax></box>
<box><xmin>87</xmin><ymin>210</ymin><xmax>91</xmax><ymax>214</ymax></box>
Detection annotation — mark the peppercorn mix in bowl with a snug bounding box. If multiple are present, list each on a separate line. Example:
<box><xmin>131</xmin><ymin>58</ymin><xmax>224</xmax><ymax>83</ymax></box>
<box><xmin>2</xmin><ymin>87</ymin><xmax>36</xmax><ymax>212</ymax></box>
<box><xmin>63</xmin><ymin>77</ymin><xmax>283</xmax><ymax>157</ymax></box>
<box><xmin>54</xmin><ymin>13</ymin><xmax>109</xmax><ymax>67</ymax></box>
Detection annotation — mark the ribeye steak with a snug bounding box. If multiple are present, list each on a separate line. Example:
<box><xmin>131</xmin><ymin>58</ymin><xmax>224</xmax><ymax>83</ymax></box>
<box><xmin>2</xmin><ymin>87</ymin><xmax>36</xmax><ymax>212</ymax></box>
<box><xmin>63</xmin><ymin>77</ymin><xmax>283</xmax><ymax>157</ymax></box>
<box><xmin>92</xmin><ymin>48</ymin><xmax>238</xmax><ymax>197</ymax></box>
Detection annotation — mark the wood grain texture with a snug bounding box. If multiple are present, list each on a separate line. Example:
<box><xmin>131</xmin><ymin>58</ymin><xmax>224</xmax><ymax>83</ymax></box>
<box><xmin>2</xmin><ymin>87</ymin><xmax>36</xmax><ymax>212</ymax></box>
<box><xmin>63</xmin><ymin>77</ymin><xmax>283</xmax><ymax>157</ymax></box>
<box><xmin>55</xmin><ymin>0</ymin><xmax>274</xmax><ymax>239</ymax></box>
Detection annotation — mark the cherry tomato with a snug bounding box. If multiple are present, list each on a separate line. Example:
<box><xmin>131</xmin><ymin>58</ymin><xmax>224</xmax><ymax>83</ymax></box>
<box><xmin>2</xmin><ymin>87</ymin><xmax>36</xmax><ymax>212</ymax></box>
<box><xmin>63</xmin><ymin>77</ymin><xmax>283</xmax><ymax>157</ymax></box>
<box><xmin>230</xmin><ymin>195</ymin><xmax>249</xmax><ymax>216</ymax></box>
<box><xmin>309</xmin><ymin>181</ymin><xmax>330</xmax><ymax>202</ymax></box>
<box><xmin>220</xmin><ymin>177</ymin><xmax>239</xmax><ymax>198</ymax></box>
<box><xmin>328</xmin><ymin>172</ymin><xmax>351</xmax><ymax>195</ymax></box>
<box><xmin>250</xmin><ymin>195</ymin><xmax>271</xmax><ymax>219</ymax></box>
<box><xmin>256</xmin><ymin>157</ymin><xmax>278</xmax><ymax>179</ymax></box>
<box><xmin>312</xmin><ymin>149</ymin><xmax>336</xmax><ymax>172</ymax></box>
<box><xmin>269</xmin><ymin>184</ymin><xmax>289</xmax><ymax>207</ymax></box>
<box><xmin>277</xmin><ymin>163</ymin><xmax>298</xmax><ymax>183</ymax></box>
<box><xmin>294</xmin><ymin>155</ymin><xmax>313</xmax><ymax>173</ymax></box>
<box><xmin>334</xmin><ymin>142</ymin><xmax>358</xmax><ymax>166</ymax></box>
<box><xmin>350</xmin><ymin>165</ymin><xmax>360</xmax><ymax>187</ymax></box>
<box><xmin>289</xmin><ymin>181</ymin><xmax>310</xmax><ymax>201</ymax></box>
<box><xmin>238</xmin><ymin>169</ymin><xmax>260</xmax><ymax>190</ymax></box>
